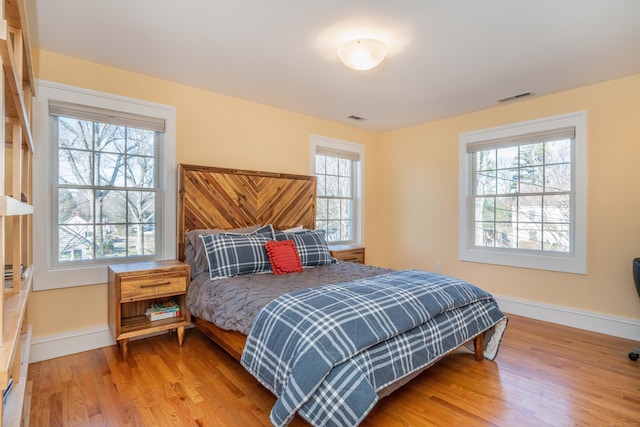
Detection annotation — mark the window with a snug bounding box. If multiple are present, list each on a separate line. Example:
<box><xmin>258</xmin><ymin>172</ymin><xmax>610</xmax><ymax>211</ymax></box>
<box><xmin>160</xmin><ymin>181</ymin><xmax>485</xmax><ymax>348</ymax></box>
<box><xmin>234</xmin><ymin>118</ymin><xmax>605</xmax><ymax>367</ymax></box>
<box><xmin>33</xmin><ymin>81</ymin><xmax>177</xmax><ymax>290</ymax></box>
<box><xmin>51</xmin><ymin>102</ymin><xmax>162</xmax><ymax>264</ymax></box>
<box><xmin>459</xmin><ymin>111</ymin><xmax>587</xmax><ymax>274</ymax></box>
<box><xmin>310</xmin><ymin>135</ymin><xmax>364</xmax><ymax>245</ymax></box>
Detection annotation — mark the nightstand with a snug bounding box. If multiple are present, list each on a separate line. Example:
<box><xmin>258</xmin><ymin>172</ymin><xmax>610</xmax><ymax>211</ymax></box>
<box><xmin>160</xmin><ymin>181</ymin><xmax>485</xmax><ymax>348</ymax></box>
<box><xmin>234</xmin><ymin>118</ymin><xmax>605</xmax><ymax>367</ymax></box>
<box><xmin>330</xmin><ymin>245</ymin><xmax>365</xmax><ymax>264</ymax></box>
<box><xmin>108</xmin><ymin>260</ymin><xmax>191</xmax><ymax>361</ymax></box>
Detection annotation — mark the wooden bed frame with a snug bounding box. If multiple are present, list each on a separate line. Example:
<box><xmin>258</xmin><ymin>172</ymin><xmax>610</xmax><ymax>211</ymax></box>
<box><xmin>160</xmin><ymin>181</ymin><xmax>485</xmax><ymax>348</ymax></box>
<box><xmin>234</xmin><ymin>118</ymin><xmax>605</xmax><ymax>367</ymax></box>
<box><xmin>177</xmin><ymin>163</ymin><xmax>484</xmax><ymax>396</ymax></box>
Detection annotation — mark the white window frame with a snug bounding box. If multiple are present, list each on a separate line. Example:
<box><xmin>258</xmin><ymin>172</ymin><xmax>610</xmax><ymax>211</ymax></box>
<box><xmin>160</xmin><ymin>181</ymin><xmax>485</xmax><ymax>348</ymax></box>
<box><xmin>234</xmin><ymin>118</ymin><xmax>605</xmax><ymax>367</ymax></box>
<box><xmin>33</xmin><ymin>80</ymin><xmax>177</xmax><ymax>290</ymax></box>
<box><xmin>458</xmin><ymin>111</ymin><xmax>587</xmax><ymax>274</ymax></box>
<box><xmin>310</xmin><ymin>135</ymin><xmax>364</xmax><ymax>246</ymax></box>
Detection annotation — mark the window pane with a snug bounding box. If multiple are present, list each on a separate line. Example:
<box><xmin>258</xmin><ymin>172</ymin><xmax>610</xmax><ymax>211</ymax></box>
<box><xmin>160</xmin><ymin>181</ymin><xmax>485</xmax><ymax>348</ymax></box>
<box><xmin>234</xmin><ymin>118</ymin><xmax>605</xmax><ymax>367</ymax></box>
<box><xmin>475</xmin><ymin>150</ymin><xmax>495</xmax><ymax>171</ymax></box>
<box><xmin>339</xmin><ymin>158</ymin><xmax>351</xmax><ymax>177</ymax></box>
<box><xmin>495</xmin><ymin>196</ymin><xmax>515</xmax><ymax>222</ymax></box>
<box><xmin>127</xmin><ymin>191</ymin><xmax>156</xmax><ymax>224</ymax></box>
<box><xmin>326</xmin><ymin>175</ymin><xmax>339</xmax><ymax>197</ymax></box>
<box><xmin>496</xmin><ymin>146</ymin><xmax>518</xmax><ymax>169</ymax></box>
<box><xmin>519</xmin><ymin>143</ymin><xmax>544</xmax><ymax>167</ymax></box>
<box><xmin>519</xmin><ymin>166</ymin><xmax>544</xmax><ymax>193</ymax></box>
<box><xmin>127</xmin><ymin>155</ymin><xmax>155</xmax><ymax>188</ymax></box>
<box><xmin>326</xmin><ymin>156</ymin><xmax>338</xmax><ymax>175</ymax></box>
<box><xmin>341</xmin><ymin>199</ymin><xmax>352</xmax><ymax>220</ymax></box>
<box><xmin>545</xmin><ymin>139</ymin><xmax>571</xmax><ymax>164</ymax></box>
<box><xmin>326</xmin><ymin>222</ymin><xmax>340</xmax><ymax>241</ymax></box>
<box><xmin>58</xmin><ymin>117</ymin><xmax>92</xmax><ymax>150</ymax></box>
<box><xmin>543</xmin><ymin>223</ymin><xmax>570</xmax><ymax>252</ymax></box>
<box><xmin>475</xmin><ymin>197</ymin><xmax>494</xmax><ymax>222</ymax></box>
<box><xmin>316</xmin><ymin>198</ymin><xmax>327</xmax><ymax>220</ymax></box>
<box><xmin>497</xmin><ymin>168</ymin><xmax>518</xmax><ymax>194</ymax></box>
<box><xmin>518</xmin><ymin>223</ymin><xmax>542</xmax><ymax>250</ymax></box>
<box><xmin>317</xmin><ymin>174</ymin><xmax>326</xmax><ymax>197</ymax></box>
<box><xmin>340</xmin><ymin>220</ymin><xmax>353</xmax><ymax>241</ymax></box>
<box><xmin>127</xmin><ymin>128</ymin><xmax>156</xmax><ymax>156</ymax></box>
<box><xmin>316</xmin><ymin>220</ymin><xmax>328</xmax><ymax>235</ymax></box>
<box><xmin>475</xmin><ymin>170</ymin><xmax>496</xmax><ymax>195</ymax></box>
<box><xmin>95</xmin><ymin>225</ymin><xmax>117</xmax><ymax>258</ymax></box>
<box><xmin>59</xmin><ymin>188</ymin><xmax>94</xmax><ymax>224</ymax></box>
<box><xmin>316</xmin><ymin>155</ymin><xmax>326</xmax><ymax>174</ymax></box>
<box><xmin>328</xmin><ymin>199</ymin><xmax>340</xmax><ymax>220</ymax></box>
<box><xmin>495</xmin><ymin>223</ymin><xmax>514</xmax><ymax>248</ymax></box>
<box><xmin>59</xmin><ymin>149</ymin><xmax>92</xmax><ymax>185</ymax></box>
<box><xmin>58</xmin><ymin>224</ymin><xmax>94</xmax><ymax>262</ymax></box>
<box><xmin>545</xmin><ymin>163</ymin><xmax>571</xmax><ymax>192</ymax></box>
<box><xmin>339</xmin><ymin>176</ymin><xmax>351</xmax><ymax>197</ymax></box>
<box><xmin>98</xmin><ymin>190</ymin><xmax>127</xmax><ymax>223</ymax></box>
<box><xmin>518</xmin><ymin>195</ymin><xmax>542</xmax><ymax>223</ymax></box>
<box><xmin>474</xmin><ymin>222</ymin><xmax>495</xmax><ymax>247</ymax></box>
<box><xmin>141</xmin><ymin>226</ymin><xmax>155</xmax><ymax>255</ymax></box>
<box><xmin>543</xmin><ymin>194</ymin><xmax>570</xmax><ymax>224</ymax></box>
<box><xmin>97</xmin><ymin>152</ymin><xmax>125</xmax><ymax>187</ymax></box>
<box><xmin>95</xmin><ymin>124</ymin><xmax>125</xmax><ymax>153</ymax></box>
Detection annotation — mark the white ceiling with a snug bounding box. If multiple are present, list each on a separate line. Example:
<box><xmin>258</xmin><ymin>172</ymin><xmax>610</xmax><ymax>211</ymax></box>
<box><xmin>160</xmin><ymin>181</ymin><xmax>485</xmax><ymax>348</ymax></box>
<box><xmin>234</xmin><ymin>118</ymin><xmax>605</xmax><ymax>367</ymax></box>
<box><xmin>26</xmin><ymin>0</ymin><xmax>640</xmax><ymax>132</ymax></box>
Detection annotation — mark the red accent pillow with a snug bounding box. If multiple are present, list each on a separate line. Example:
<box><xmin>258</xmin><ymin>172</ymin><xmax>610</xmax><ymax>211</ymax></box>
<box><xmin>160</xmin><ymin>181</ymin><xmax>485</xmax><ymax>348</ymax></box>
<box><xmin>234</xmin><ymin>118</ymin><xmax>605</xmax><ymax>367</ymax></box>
<box><xmin>265</xmin><ymin>240</ymin><xmax>304</xmax><ymax>275</ymax></box>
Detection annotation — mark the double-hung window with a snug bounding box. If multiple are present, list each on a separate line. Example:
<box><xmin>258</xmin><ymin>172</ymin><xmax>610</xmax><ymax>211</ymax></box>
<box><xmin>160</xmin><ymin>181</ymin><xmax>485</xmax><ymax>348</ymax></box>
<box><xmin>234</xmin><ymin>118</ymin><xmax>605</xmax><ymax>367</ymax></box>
<box><xmin>311</xmin><ymin>135</ymin><xmax>364</xmax><ymax>245</ymax></box>
<box><xmin>33</xmin><ymin>81</ymin><xmax>176</xmax><ymax>290</ymax></box>
<box><xmin>459</xmin><ymin>111</ymin><xmax>587</xmax><ymax>274</ymax></box>
<box><xmin>51</xmin><ymin>102</ymin><xmax>162</xmax><ymax>263</ymax></box>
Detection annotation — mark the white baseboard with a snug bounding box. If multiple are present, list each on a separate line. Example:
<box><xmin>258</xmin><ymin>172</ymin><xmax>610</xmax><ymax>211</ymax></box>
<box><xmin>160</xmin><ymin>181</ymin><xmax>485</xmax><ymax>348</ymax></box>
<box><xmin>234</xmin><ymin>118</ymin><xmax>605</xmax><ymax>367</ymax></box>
<box><xmin>495</xmin><ymin>294</ymin><xmax>640</xmax><ymax>341</ymax></box>
<box><xmin>29</xmin><ymin>326</ymin><xmax>115</xmax><ymax>363</ymax></box>
<box><xmin>29</xmin><ymin>299</ymin><xmax>640</xmax><ymax>363</ymax></box>
<box><xmin>29</xmin><ymin>324</ymin><xmax>195</xmax><ymax>363</ymax></box>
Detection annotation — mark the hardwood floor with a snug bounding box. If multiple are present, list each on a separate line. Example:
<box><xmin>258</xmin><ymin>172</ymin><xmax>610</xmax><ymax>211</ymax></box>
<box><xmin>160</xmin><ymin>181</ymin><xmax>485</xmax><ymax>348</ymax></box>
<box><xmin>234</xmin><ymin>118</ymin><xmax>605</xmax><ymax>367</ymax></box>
<box><xmin>27</xmin><ymin>314</ymin><xmax>640</xmax><ymax>426</ymax></box>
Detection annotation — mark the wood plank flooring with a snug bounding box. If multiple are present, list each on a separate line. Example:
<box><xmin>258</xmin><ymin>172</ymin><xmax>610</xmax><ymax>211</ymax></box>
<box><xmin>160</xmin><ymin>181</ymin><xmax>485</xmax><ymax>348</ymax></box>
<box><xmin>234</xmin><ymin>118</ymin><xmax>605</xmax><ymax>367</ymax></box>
<box><xmin>27</xmin><ymin>314</ymin><xmax>640</xmax><ymax>426</ymax></box>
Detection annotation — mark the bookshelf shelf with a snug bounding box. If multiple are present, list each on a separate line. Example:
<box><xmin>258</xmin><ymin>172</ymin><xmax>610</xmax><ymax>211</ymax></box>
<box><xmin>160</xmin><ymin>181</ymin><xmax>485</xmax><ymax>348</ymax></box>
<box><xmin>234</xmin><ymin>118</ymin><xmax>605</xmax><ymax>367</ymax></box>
<box><xmin>0</xmin><ymin>196</ymin><xmax>32</xmax><ymax>217</ymax></box>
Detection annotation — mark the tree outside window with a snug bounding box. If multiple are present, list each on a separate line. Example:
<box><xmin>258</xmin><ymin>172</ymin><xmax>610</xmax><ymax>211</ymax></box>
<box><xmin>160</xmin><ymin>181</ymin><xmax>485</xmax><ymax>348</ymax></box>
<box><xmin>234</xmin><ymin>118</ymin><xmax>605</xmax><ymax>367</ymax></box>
<box><xmin>55</xmin><ymin>116</ymin><xmax>159</xmax><ymax>263</ymax></box>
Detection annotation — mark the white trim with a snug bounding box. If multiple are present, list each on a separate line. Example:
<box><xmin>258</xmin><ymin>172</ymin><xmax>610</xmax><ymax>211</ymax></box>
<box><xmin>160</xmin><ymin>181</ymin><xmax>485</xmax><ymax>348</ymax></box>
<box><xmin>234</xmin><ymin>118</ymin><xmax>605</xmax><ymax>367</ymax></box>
<box><xmin>458</xmin><ymin>111</ymin><xmax>587</xmax><ymax>274</ymax></box>
<box><xmin>28</xmin><ymin>300</ymin><xmax>638</xmax><ymax>362</ymax></box>
<box><xmin>32</xmin><ymin>80</ymin><xmax>177</xmax><ymax>290</ymax></box>
<box><xmin>29</xmin><ymin>325</ymin><xmax>115</xmax><ymax>363</ymax></box>
<box><xmin>310</xmin><ymin>135</ymin><xmax>365</xmax><ymax>246</ymax></box>
<box><xmin>494</xmin><ymin>294</ymin><xmax>640</xmax><ymax>341</ymax></box>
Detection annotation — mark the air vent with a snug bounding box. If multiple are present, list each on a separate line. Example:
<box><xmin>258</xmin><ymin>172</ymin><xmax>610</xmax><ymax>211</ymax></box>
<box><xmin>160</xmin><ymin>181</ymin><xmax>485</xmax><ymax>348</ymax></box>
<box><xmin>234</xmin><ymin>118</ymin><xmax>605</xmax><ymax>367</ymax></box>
<box><xmin>346</xmin><ymin>115</ymin><xmax>367</xmax><ymax>121</ymax></box>
<box><xmin>497</xmin><ymin>92</ymin><xmax>533</xmax><ymax>103</ymax></box>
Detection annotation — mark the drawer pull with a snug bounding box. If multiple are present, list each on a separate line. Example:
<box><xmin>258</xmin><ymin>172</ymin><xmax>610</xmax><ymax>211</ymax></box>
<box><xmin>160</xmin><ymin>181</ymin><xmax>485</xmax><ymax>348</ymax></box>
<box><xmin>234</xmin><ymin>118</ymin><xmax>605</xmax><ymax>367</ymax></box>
<box><xmin>140</xmin><ymin>281</ymin><xmax>172</xmax><ymax>288</ymax></box>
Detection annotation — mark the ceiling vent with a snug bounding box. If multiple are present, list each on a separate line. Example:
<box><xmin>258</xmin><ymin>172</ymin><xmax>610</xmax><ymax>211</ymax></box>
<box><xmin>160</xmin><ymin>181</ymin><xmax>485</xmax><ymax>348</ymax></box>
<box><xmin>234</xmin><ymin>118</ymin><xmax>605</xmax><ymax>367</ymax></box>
<box><xmin>497</xmin><ymin>92</ymin><xmax>533</xmax><ymax>103</ymax></box>
<box><xmin>346</xmin><ymin>115</ymin><xmax>367</xmax><ymax>121</ymax></box>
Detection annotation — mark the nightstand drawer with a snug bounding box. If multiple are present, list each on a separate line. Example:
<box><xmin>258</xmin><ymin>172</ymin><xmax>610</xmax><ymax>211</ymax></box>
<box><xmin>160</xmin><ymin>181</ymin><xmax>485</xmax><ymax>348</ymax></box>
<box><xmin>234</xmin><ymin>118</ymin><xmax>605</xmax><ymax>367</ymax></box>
<box><xmin>120</xmin><ymin>272</ymin><xmax>187</xmax><ymax>302</ymax></box>
<box><xmin>330</xmin><ymin>246</ymin><xmax>365</xmax><ymax>264</ymax></box>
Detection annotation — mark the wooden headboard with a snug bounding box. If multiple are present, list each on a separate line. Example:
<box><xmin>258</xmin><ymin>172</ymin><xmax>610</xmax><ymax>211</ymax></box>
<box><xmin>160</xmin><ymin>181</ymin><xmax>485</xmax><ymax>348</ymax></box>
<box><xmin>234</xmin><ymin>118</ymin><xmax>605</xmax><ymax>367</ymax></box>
<box><xmin>177</xmin><ymin>164</ymin><xmax>317</xmax><ymax>261</ymax></box>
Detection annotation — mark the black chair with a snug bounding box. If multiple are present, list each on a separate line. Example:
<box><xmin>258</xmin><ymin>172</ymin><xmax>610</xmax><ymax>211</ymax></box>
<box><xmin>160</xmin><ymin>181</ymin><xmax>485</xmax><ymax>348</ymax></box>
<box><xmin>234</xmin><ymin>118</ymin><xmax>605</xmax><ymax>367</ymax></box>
<box><xmin>629</xmin><ymin>258</ymin><xmax>640</xmax><ymax>361</ymax></box>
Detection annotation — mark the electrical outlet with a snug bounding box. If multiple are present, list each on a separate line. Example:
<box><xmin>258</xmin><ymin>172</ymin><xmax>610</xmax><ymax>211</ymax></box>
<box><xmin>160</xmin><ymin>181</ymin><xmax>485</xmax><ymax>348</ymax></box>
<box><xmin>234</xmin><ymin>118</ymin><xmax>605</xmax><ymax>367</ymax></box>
<box><xmin>435</xmin><ymin>262</ymin><xmax>441</xmax><ymax>272</ymax></box>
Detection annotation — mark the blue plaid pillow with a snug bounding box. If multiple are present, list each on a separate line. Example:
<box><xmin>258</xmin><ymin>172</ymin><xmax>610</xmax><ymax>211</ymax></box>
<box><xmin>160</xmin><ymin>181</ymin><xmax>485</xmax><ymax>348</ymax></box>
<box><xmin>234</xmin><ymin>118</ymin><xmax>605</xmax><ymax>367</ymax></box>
<box><xmin>274</xmin><ymin>229</ymin><xmax>336</xmax><ymax>267</ymax></box>
<box><xmin>200</xmin><ymin>225</ymin><xmax>275</xmax><ymax>279</ymax></box>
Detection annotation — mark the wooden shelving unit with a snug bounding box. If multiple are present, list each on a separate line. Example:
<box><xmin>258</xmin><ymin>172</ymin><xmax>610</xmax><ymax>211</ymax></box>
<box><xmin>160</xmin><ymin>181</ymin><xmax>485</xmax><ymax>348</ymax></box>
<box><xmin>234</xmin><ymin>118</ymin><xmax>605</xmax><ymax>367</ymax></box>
<box><xmin>0</xmin><ymin>0</ymin><xmax>34</xmax><ymax>424</ymax></box>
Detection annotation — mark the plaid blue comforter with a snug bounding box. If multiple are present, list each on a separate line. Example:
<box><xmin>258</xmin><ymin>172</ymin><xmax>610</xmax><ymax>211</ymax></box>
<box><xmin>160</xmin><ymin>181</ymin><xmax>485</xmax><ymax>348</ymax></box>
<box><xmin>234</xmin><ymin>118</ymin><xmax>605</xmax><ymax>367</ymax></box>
<box><xmin>241</xmin><ymin>270</ymin><xmax>507</xmax><ymax>427</ymax></box>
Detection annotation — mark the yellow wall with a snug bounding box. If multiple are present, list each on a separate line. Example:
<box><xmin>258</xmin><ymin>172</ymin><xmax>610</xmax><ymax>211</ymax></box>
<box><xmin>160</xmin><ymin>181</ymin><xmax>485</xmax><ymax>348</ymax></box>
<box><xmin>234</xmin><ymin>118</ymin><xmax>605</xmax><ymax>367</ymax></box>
<box><xmin>30</xmin><ymin>50</ymin><xmax>382</xmax><ymax>337</ymax></box>
<box><xmin>30</xmin><ymin>49</ymin><xmax>640</xmax><ymax>340</ymax></box>
<box><xmin>375</xmin><ymin>73</ymin><xmax>640</xmax><ymax>320</ymax></box>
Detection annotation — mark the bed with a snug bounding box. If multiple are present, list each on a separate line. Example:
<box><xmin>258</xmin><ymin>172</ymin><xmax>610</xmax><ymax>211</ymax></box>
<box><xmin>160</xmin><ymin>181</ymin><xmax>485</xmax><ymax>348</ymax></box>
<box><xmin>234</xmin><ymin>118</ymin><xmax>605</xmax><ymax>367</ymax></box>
<box><xmin>178</xmin><ymin>164</ymin><xmax>507</xmax><ymax>427</ymax></box>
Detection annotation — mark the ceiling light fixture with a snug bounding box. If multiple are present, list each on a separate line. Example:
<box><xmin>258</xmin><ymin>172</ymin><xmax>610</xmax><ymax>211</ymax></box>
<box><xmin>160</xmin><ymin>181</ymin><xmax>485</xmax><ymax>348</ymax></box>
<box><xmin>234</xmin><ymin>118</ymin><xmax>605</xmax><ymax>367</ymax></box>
<box><xmin>337</xmin><ymin>38</ymin><xmax>388</xmax><ymax>71</ymax></box>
